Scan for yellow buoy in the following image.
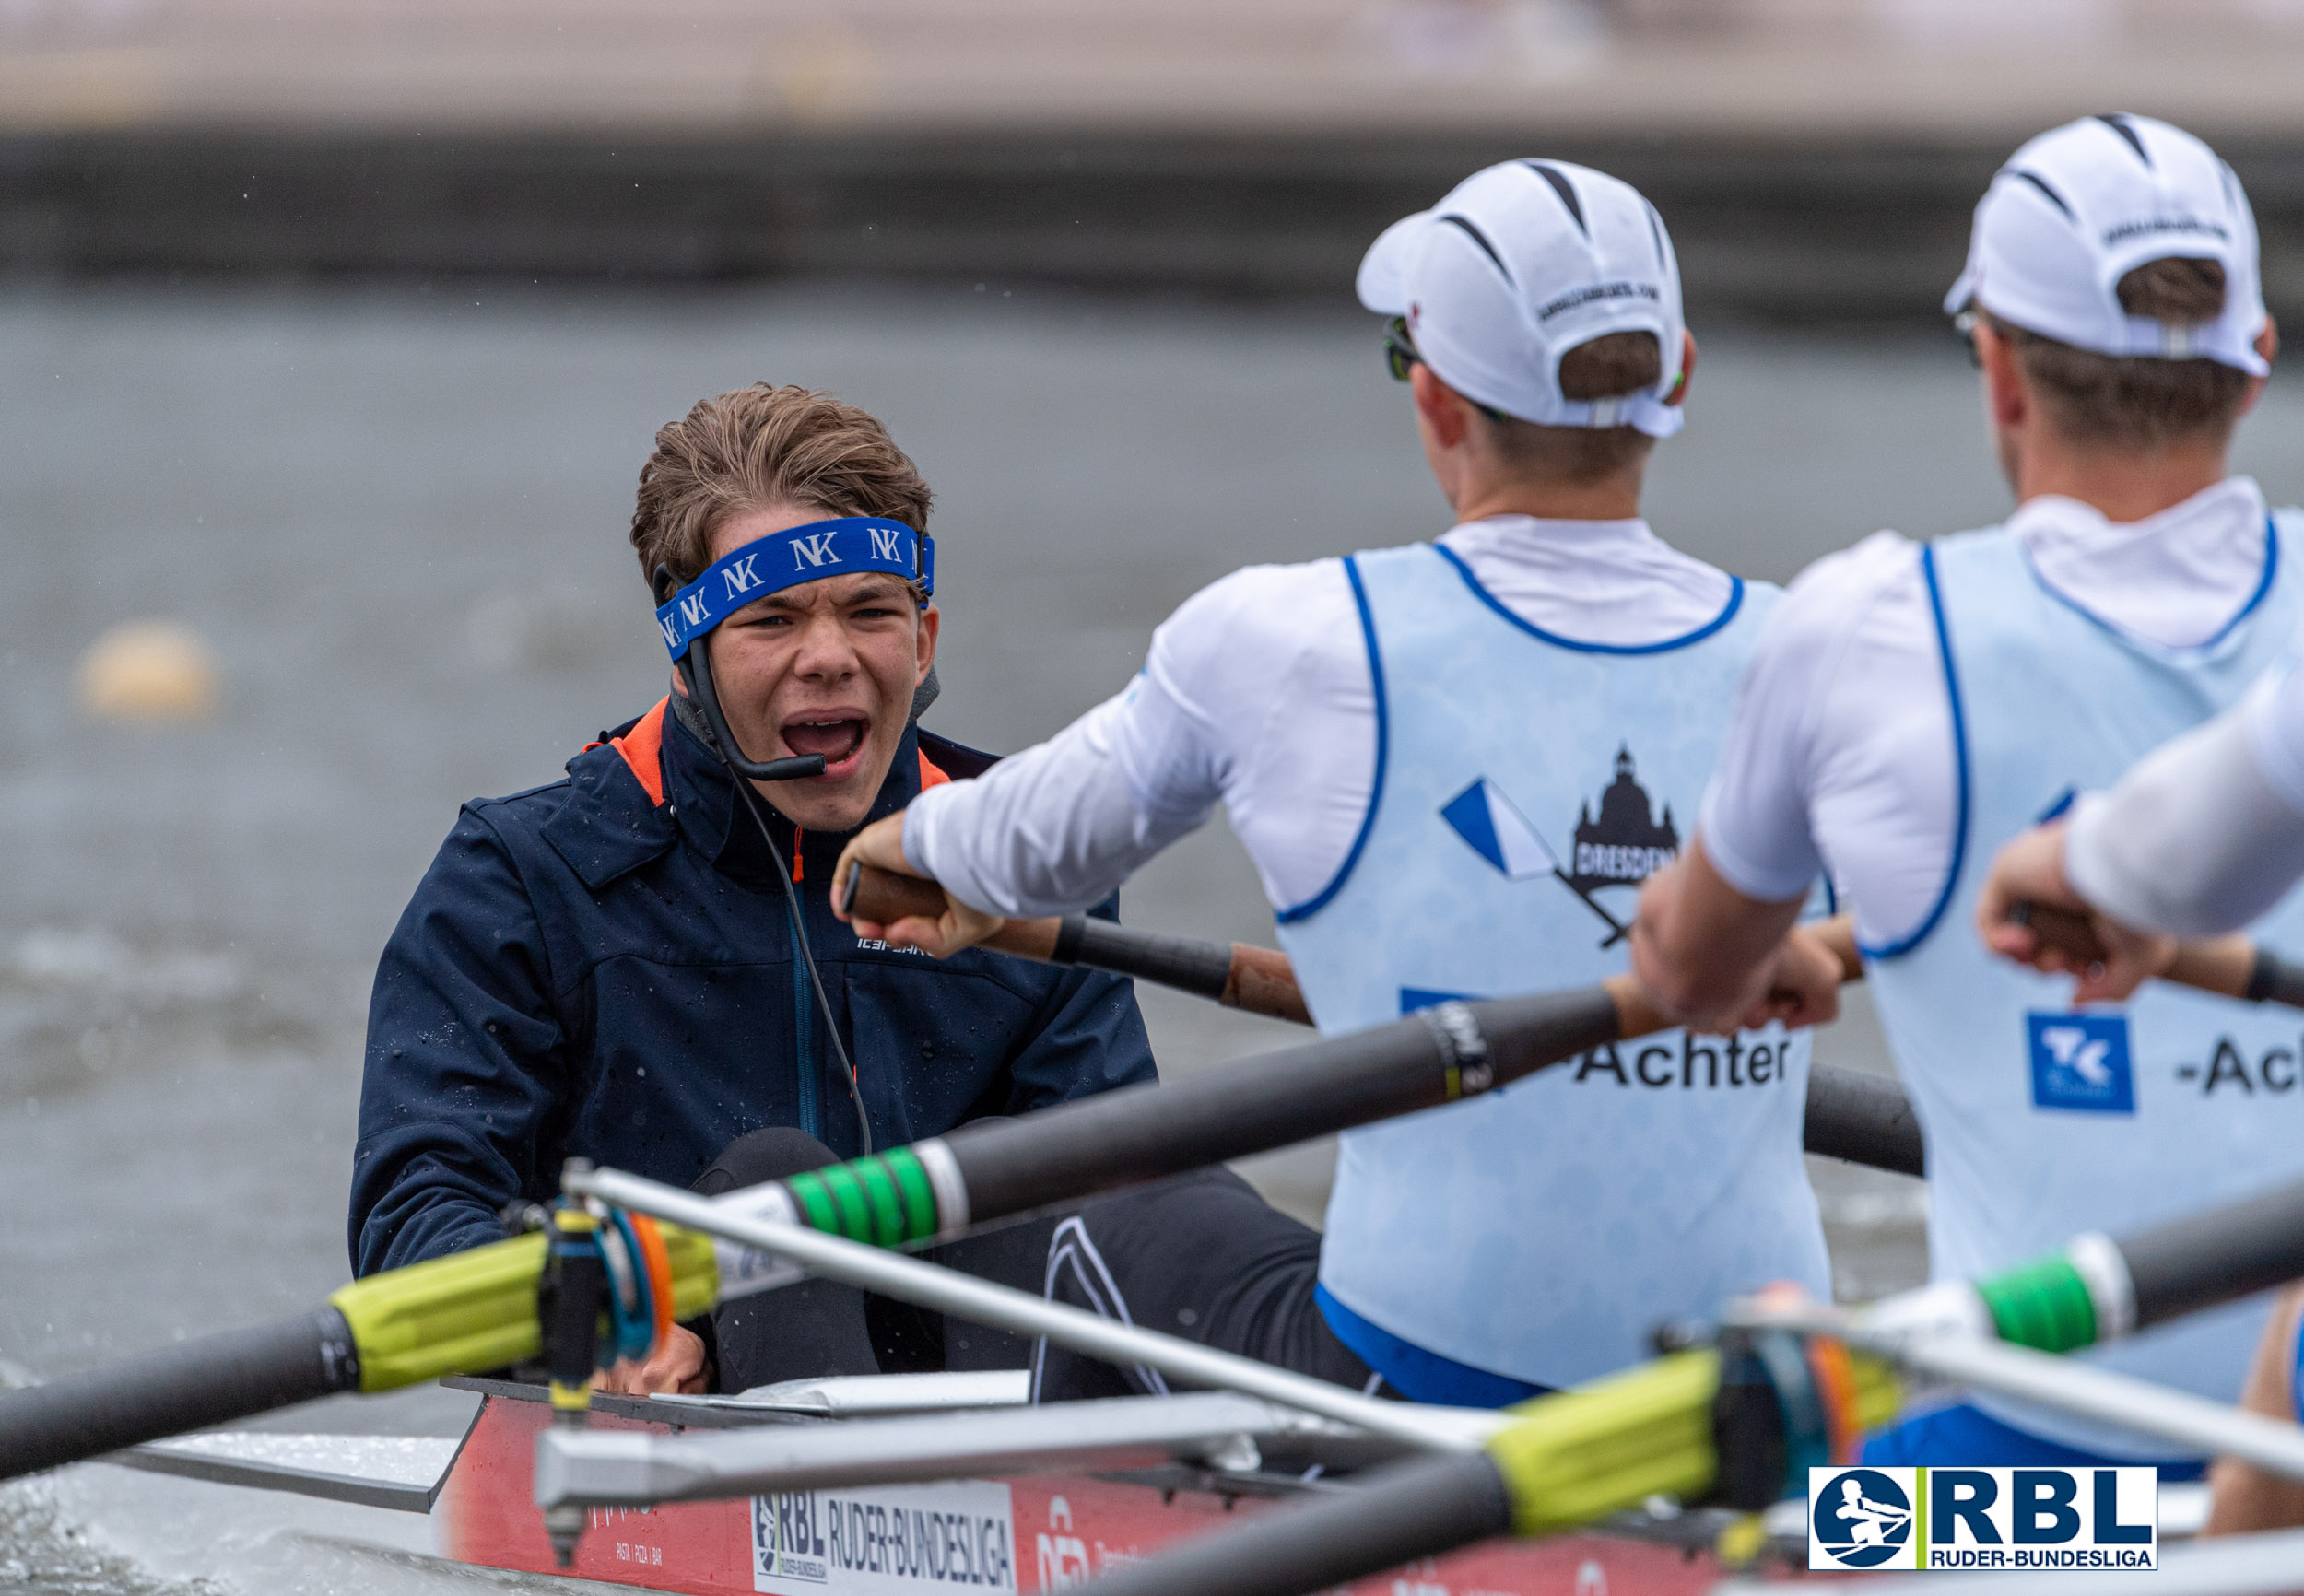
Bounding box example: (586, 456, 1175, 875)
(75, 620, 220, 722)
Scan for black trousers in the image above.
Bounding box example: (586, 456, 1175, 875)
(1030, 1167, 1377, 1402)
(696, 1125, 1057, 1392)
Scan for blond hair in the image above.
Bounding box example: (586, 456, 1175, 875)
(629, 384, 933, 590)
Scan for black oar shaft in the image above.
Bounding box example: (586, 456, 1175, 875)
(2247, 948, 2304, 1011)
(939, 990, 1622, 1223)
(0, 1308, 356, 1481)
(1056, 915, 1232, 1002)
(1081, 1451, 1511, 1596)
(1803, 1065, 1924, 1177)
(2121, 1177, 2304, 1332)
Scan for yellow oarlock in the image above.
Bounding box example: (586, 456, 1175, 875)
(1483, 1345, 1902, 1538)
(327, 1224, 719, 1393)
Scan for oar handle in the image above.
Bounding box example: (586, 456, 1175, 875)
(2119, 1176, 2304, 1332)
(839, 863, 1309, 1023)
(2010, 899, 2267, 1002)
(840, 867, 1918, 1174)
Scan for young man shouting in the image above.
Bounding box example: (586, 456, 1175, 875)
(839, 162, 1837, 1404)
(1633, 115, 2300, 1471)
(351, 384, 1156, 1393)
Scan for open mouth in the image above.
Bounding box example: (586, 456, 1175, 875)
(781, 717, 868, 774)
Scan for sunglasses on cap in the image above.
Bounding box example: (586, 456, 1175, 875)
(1952, 307, 1983, 370)
(1382, 316, 1422, 381)
(1383, 317, 1510, 423)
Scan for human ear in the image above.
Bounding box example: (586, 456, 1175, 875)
(914, 604, 940, 685)
(2239, 317, 2279, 418)
(1974, 321, 2028, 431)
(1410, 363, 1471, 450)
(1664, 329, 1698, 408)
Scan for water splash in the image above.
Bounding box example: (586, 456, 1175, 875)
(0, 1479, 225, 1596)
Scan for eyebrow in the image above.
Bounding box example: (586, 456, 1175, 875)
(746, 573, 912, 613)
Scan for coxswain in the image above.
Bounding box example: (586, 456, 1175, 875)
(1633, 115, 2300, 1473)
(351, 384, 1157, 1395)
(835, 162, 1840, 1404)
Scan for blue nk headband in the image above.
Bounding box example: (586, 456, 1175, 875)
(655, 516, 935, 661)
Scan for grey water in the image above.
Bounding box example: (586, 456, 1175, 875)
(4, 279, 2302, 1593)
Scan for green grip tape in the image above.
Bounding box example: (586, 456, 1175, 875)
(785, 1148, 943, 1247)
(1977, 1255, 2098, 1354)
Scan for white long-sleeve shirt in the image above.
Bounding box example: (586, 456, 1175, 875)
(905, 514, 1736, 917)
(1697, 476, 2279, 947)
(2063, 654, 2304, 935)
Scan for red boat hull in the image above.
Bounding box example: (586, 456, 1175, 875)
(441, 1392, 1748, 1594)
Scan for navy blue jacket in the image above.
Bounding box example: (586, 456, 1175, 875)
(350, 702, 1158, 1276)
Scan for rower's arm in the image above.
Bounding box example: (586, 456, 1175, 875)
(1631, 835, 1813, 1031)
(849, 561, 1376, 943)
(2063, 672, 2304, 937)
(903, 691, 1207, 921)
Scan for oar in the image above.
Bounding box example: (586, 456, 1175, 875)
(838, 862, 1311, 1024)
(0, 970, 1873, 1485)
(841, 863, 1922, 1177)
(1073, 1174, 2304, 1596)
(848, 863, 2304, 1022)
(0, 1225, 720, 1485)
(547, 1164, 2304, 1519)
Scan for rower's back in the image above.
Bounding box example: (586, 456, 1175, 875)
(1849, 117, 2304, 1460)
(1274, 162, 1828, 1397)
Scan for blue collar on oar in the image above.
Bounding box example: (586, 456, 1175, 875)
(654, 516, 935, 660)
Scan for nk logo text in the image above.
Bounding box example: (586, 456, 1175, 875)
(1809, 1465, 2157, 1570)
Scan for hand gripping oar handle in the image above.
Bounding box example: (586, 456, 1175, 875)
(839, 862, 1311, 1024)
(841, 863, 1920, 1178)
(841, 862, 1843, 1035)
(2011, 899, 2304, 1006)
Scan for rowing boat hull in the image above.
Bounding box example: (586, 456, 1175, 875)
(440, 1390, 1747, 1594)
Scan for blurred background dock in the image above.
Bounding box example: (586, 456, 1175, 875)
(8, 0, 2304, 320)
(4, 20, 2301, 1589)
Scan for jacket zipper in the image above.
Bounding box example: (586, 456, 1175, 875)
(788, 822, 818, 1140)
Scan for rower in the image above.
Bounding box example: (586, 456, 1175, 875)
(351, 384, 1157, 1396)
(1632, 115, 2300, 1473)
(1975, 602, 2304, 1533)
(835, 161, 1840, 1405)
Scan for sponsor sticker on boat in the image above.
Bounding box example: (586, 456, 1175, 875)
(753, 1480, 1017, 1594)
(1809, 1466, 2157, 1570)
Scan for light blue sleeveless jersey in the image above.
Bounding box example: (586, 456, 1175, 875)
(1276, 542, 1829, 1390)
(1866, 514, 2304, 1458)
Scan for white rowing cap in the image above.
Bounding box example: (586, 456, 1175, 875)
(1356, 159, 1687, 438)
(1947, 113, 2268, 375)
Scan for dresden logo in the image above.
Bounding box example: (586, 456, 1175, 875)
(1439, 745, 1677, 948)
(1810, 1468, 1915, 1569)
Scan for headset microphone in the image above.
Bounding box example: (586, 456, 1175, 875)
(652, 564, 829, 785)
(650, 561, 871, 1156)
